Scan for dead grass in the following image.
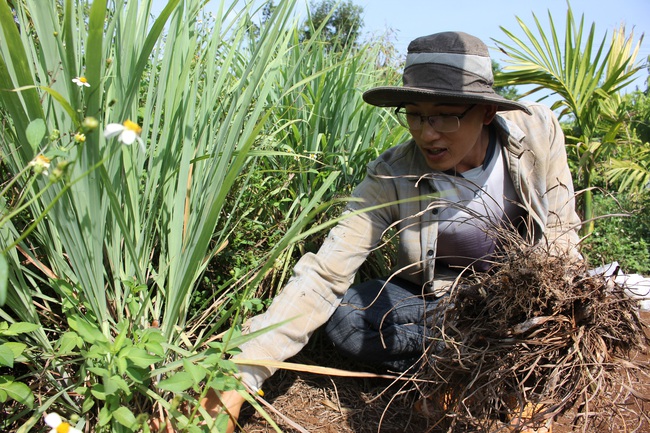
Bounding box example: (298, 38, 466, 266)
(412, 245, 649, 432)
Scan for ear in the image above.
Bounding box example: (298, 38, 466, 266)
(482, 105, 498, 124)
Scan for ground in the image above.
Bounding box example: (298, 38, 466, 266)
(236, 312, 650, 433)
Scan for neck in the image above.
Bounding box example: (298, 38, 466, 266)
(456, 126, 490, 173)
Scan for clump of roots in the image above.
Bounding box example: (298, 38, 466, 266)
(415, 244, 650, 432)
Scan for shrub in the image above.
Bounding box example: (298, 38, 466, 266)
(581, 193, 650, 274)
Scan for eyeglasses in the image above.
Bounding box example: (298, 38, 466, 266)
(394, 104, 477, 132)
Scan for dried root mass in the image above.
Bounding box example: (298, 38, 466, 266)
(417, 247, 650, 432)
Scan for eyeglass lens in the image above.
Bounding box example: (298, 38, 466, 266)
(395, 105, 475, 132)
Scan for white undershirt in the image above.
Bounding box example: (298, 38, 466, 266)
(431, 134, 525, 271)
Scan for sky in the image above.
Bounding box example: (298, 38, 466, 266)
(151, 0, 650, 92)
(333, 0, 650, 93)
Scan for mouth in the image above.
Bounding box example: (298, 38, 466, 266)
(425, 147, 447, 157)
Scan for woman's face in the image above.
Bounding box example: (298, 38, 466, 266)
(405, 102, 497, 173)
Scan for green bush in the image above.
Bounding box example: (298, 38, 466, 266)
(581, 193, 650, 274)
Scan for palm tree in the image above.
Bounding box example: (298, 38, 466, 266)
(493, 7, 644, 235)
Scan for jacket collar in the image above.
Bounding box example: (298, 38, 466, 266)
(493, 112, 526, 152)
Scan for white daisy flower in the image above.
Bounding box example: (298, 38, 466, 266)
(104, 119, 144, 149)
(28, 154, 51, 176)
(71, 76, 90, 87)
(44, 412, 82, 433)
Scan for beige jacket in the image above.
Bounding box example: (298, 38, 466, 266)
(235, 102, 581, 390)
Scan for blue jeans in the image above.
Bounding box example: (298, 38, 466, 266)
(325, 278, 443, 371)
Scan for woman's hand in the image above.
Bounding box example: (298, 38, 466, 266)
(200, 389, 246, 433)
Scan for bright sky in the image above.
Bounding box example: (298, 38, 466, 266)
(345, 0, 650, 93)
(151, 0, 650, 92)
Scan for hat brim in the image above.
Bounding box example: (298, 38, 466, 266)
(363, 86, 531, 115)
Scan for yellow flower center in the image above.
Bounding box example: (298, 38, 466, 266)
(78, 77, 88, 84)
(123, 119, 142, 134)
(56, 422, 71, 433)
(35, 154, 51, 165)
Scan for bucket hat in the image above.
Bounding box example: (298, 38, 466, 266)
(363, 31, 530, 114)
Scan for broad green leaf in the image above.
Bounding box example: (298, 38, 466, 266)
(68, 316, 107, 345)
(112, 406, 137, 429)
(122, 346, 161, 369)
(86, 344, 109, 359)
(206, 375, 237, 393)
(112, 320, 129, 354)
(25, 118, 46, 150)
(157, 372, 194, 393)
(144, 341, 164, 357)
(139, 328, 166, 344)
(6, 322, 40, 335)
(90, 383, 107, 400)
(87, 367, 111, 377)
(182, 359, 207, 385)
(0, 377, 33, 408)
(102, 376, 119, 396)
(82, 396, 95, 413)
(77, 386, 95, 414)
(115, 355, 128, 375)
(2, 342, 26, 361)
(109, 375, 131, 394)
(58, 332, 83, 355)
(124, 365, 148, 384)
(0, 345, 14, 368)
(98, 405, 112, 426)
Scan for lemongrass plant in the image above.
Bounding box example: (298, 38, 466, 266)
(0, 0, 409, 431)
(244, 28, 408, 295)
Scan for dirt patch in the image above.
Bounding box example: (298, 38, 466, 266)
(237, 312, 650, 432)
(236, 330, 433, 433)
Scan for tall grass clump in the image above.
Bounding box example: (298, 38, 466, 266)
(0, 0, 410, 431)
(234, 27, 408, 296)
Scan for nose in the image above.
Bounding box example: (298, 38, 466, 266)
(416, 119, 442, 141)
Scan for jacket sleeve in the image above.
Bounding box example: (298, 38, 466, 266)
(510, 103, 582, 256)
(539, 104, 582, 255)
(234, 164, 397, 390)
